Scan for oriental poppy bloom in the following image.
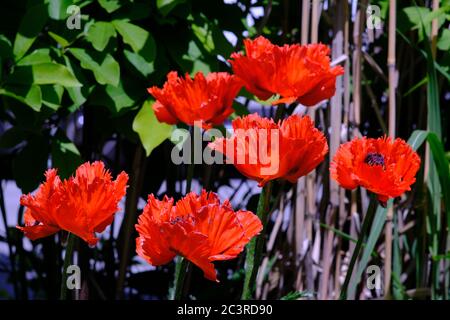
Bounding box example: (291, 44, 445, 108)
(208, 113, 328, 186)
(229, 36, 344, 106)
(135, 190, 262, 281)
(147, 71, 243, 129)
(18, 161, 129, 246)
(330, 136, 421, 207)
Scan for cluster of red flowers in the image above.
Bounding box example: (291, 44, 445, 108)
(18, 37, 421, 283)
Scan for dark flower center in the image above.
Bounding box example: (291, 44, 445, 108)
(170, 216, 184, 225)
(365, 152, 385, 167)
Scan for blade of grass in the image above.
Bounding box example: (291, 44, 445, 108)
(340, 196, 378, 300)
(407, 129, 450, 298)
(416, 5, 443, 296)
(392, 213, 405, 299)
(347, 202, 389, 299)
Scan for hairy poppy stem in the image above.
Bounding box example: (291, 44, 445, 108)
(60, 233, 76, 300)
(241, 103, 283, 300)
(171, 257, 190, 300)
(170, 126, 195, 300)
(339, 196, 377, 300)
(241, 182, 272, 300)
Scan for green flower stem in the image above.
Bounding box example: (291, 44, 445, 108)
(241, 102, 284, 299)
(171, 257, 190, 300)
(60, 232, 76, 300)
(170, 125, 195, 300)
(339, 196, 377, 300)
(241, 182, 272, 300)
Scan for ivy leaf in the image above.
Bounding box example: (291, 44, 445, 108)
(112, 20, 156, 62)
(86, 21, 116, 52)
(0, 85, 42, 111)
(6, 62, 82, 87)
(13, 3, 48, 60)
(0, 35, 13, 59)
(48, 0, 72, 20)
(51, 135, 82, 179)
(123, 49, 154, 77)
(132, 100, 173, 157)
(41, 85, 64, 110)
(17, 49, 53, 66)
(156, 0, 186, 16)
(438, 28, 450, 51)
(69, 48, 120, 86)
(98, 0, 122, 13)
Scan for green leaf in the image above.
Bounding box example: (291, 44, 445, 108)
(0, 35, 13, 59)
(280, 291, 313, 300)
(432, 252, 450, 261)
(99, 83, 136, 113)
(406, 129, 450, 288)
(112, 20, 156, 62)
(48, 0, 72, 20)
(98, 0, 122, 13)
(51, 135, 82, 179)
(48, 31, 70, 48)
(407, 130, 428, 151)
(133, 100, 173, 157)
(123, 49, 154, 77)
(86, 21, 116, 51)
(180, 40, 215, 74)
(41, 85, 64, 110)
(12, 135, 50, 193)
(6, 63, 82, 87)
(63, 55, 89, 112)
(392, 218, 405, 299)
(156, 0, 185, 16)
(17, 49, 52, 66)
(403, 77, 427, 97)
(418, 12, 444, 298)
(13, 3, 48, 60)
(347, 202, 389, 298)
(427, 133, 450, 232)
(69, 48, 120, 86)
(402, 5, 449, 40)
(437, 28, 450, 51)
(0, 85, 42, 111)
(192, 14, 234, 57)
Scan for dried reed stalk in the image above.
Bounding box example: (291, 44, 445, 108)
(385, 0, 397, 299)
(295, 0, 310, 293)
(319, 0, 346, 300)
(301, 0, 310, 44)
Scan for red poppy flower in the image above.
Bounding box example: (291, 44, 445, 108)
(229, 36, 344, 106)
(147, 71, 243, 129)
(18, 161, 129, 246)
(330, 136, 421, 206)
(135, 190, 262, 281)
(208, 113, 328, 186)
